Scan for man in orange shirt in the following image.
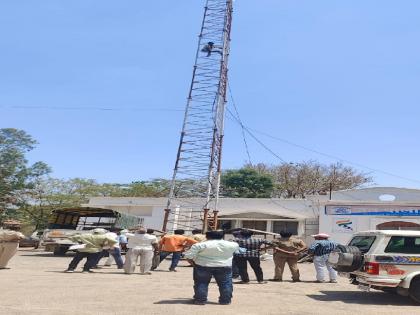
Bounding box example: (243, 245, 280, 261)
(159, 229, 197, 271)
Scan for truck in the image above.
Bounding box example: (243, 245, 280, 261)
(41, 207, 143, 255)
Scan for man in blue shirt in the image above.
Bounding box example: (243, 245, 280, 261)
(184, 230, 239, 305)
(308, 233, 338, 283)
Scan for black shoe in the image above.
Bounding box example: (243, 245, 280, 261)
(193, 300, 206, 305)
(235, 281, 250, 284)
(219, 302, 231, 305)
(292, 279, 301, 282)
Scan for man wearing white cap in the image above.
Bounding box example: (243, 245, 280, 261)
(308, 233, 338, 283)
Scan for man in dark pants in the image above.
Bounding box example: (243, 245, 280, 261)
(159, 229, 197, 271)
(184, 230, 239, 305)
(233, 230, 272, 284)
(68, 251, 101, 272)
(65, 228, 117, 273)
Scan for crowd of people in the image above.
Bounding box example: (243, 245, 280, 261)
(0, 224, 340, 305)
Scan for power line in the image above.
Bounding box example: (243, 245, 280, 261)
(226, 109, 287, 163)
(227, 83, 252, 165)
(226, 87, 420, 186)
(247, 127, 420, 185)
(0, 105, 184, 112)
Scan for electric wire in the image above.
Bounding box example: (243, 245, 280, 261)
(226, 87, 420, 186)
(227, 83, 252, 165)
(0, 105, 184, 112)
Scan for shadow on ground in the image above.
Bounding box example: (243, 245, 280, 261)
(307, 290, 416, 306)
(154, 298, 219, 305)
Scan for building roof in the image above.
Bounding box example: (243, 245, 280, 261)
(329, 187, 420, 203)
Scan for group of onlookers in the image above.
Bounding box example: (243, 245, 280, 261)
(185, 229, 338, 305)
(2, 224, 339, 306)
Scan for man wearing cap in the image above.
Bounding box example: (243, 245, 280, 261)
(65, 228, 117, 273)
(270, 231, 307, 282)
(308, 233, 338, 283)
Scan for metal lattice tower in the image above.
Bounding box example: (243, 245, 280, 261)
(163, 0, 233, 232)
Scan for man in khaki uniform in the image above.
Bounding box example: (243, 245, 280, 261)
(0, 227, 25, 269)
(270, 231, 307, 282)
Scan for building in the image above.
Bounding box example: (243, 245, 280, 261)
(84, 187, 420, 245)
(320, 187, 420, 244)
(83, 197, 319, 244)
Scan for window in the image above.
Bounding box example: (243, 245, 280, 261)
(242, 220, 267, 231)
(76, 216, 116, 230)
(272, 221, 299, 235)
(385, 236, 420, 254)
(349, 236, 376, 253)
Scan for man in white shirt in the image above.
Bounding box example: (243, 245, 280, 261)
(184, 230, 239, 305)
(124, 227, 158, 275)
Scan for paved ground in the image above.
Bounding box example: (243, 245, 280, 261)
(0, 249, 418, 315)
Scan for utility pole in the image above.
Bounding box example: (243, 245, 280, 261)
(163, 0, 233, 233)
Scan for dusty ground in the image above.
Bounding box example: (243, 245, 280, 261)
(0, 249, 418, 315)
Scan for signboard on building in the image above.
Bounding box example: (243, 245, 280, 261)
(326, 205, 420, 217)
(332, 217, 356, 233)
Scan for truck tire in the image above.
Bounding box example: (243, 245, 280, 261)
(53, 246, 68, 256)
(332, 245, 363, 273)
(409, 278, 420, 304)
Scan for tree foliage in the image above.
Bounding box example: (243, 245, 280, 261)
(221, 168, 274, 198)
(0, 128, 51, 217)
(246, 161, 372, 198)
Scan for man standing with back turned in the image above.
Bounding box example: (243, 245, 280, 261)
(308, 233, 338, 283)
(184, 230, 239, 305)
(270, 231, 307, 282)
(159, 229, 197, 271)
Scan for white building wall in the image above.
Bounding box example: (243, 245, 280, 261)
(320, 204, 420, 245)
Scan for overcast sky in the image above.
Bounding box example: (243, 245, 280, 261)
(1, 0, 420, 188)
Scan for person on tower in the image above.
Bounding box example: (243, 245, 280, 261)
(201, 41, 223, 57)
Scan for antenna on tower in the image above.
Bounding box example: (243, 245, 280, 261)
(162, 0, 233, 233)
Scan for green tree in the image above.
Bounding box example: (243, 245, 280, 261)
(221, 168, 274, 198)
(0, 128, 51, 219)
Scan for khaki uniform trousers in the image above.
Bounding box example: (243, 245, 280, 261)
(273, 254, 300, 281)
(0, 241, 19, 268)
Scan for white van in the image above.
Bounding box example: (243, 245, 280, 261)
(329, 230, 420, 304)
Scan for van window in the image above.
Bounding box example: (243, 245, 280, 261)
(348, 236, 376, 253)
(385, 236, 420, 254)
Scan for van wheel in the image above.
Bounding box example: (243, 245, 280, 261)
(409, 278, 420, 304)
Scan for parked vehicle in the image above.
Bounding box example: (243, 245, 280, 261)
(41, 207, 142, 255)
(329, 230, 420, 304)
